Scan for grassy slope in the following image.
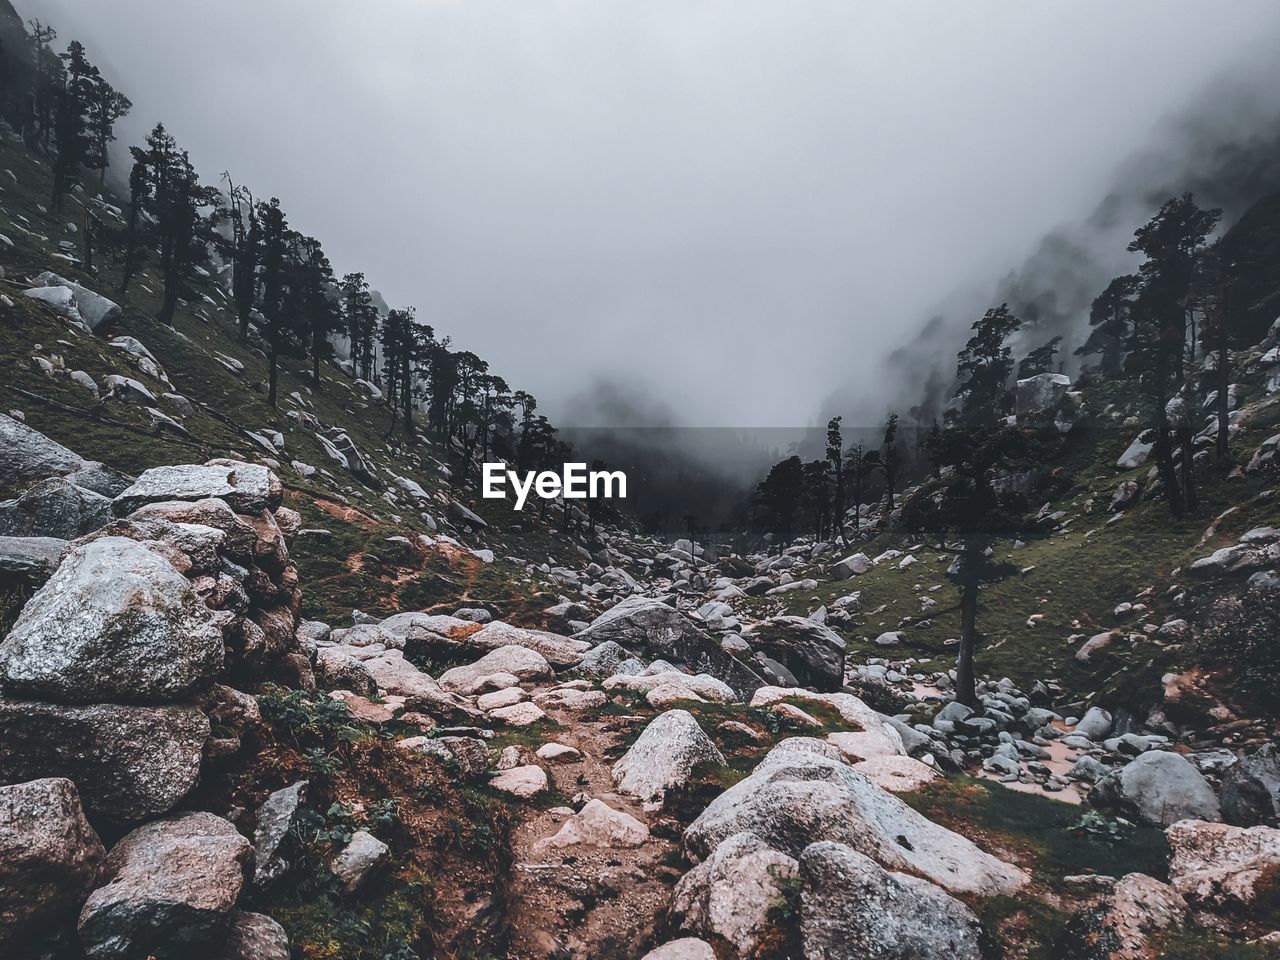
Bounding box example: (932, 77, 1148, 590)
(746, 381, 1280, 708)
(0, 142, 614, 626)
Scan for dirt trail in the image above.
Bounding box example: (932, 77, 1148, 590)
(502, 694, 683, 960)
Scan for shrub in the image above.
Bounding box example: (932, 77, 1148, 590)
(1197, 581, 1280, 712)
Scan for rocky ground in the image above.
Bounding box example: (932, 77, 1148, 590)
(4, 121, 1280, 960)
(3, 404, 1280, 959)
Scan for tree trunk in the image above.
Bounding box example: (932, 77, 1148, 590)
(1215, 288, 1231, 462)
(267, 336, 279, 407)
(158, 276, 180, 327)
(1178, 425, 1198, 512)
(955, 556, 980, 707)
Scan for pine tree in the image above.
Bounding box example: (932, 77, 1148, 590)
(1018, 335, 1063, 378)
(1125, 195, 1221, 516)
(340, 272, 379, 381)
(221, 175, 260, 343)
(1075, 275, 1137, 377)
(141, 126, 217, 326)
(880, 412, 902, 511)
(904, 305, 1040, 706)
(50, 40, 94, 210)
(257, 198, 289, 405)
(27, 19, 58, 148)
(86, 76, 129, 186)
(825, 416, 846, 544)
(118, 145, 151, 296)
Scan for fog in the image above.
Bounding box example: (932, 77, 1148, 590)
(18, 0, 1280, 431)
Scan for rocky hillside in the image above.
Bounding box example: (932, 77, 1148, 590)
(4, 85, 1280, 960)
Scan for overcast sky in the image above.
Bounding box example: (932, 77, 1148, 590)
(19, 0, 1280, 427)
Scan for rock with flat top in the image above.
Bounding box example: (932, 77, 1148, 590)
(490, 764, 548, 798)
(0, 697, 208, 823)
(113, 462, 281, 515)
(0, 537, 225, 704)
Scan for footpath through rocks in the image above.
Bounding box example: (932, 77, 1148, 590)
(501, 685, 681, 960)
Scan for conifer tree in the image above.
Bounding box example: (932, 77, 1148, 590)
(904, 305, 1039, 706)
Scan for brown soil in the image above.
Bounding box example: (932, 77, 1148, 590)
(501, 695, 686, 960)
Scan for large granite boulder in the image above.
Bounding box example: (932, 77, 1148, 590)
(113, 463, 282, 516)
(0, 697, 209, 823)
(612, 709, 725, 804)
(741, 617, 846, 692)
(1091, 751, 1221, 826)
(1166, 819, 1280, 912)
(799, 841, 983, 960)
(0, 778, 106, 949)
(575, 596, 764, 698)
(0, 477, 113, 539)
(0, 413, 87, 490)
(26, 272, 122, 331)
(1220, 744, 1280, 827)
(684, 740, 1027, 897)
(0, 537, 225, 704)
(78, 812, 251, 960)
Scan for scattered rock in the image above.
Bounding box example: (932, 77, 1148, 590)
(328, 830, 389, 893)
(537, 799, 649, 849)
(490, 764, 548, 798)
